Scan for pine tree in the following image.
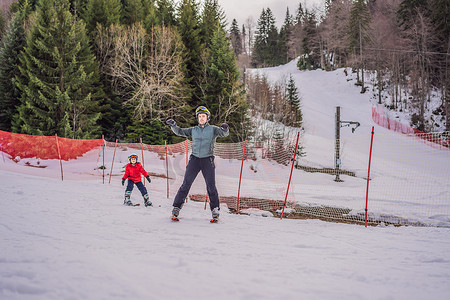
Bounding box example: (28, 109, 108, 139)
(122, 0, 145, 25)
(299, 10, 320, 70)
(279, 7, 293, 63)
(0, 13, 26, 131)
(0, 11, 6, 40)
(200, 0, 226, 45)
(14, 0, 103, 138)
(285, 74, 302, 127)
(348, 0, 371, 91)
(10, 0, 40, 14)
(252, 8, 280, 67)
(295, 2, 305, 25)
(155, 0, 177, 27)
(397, 0, 429, 31)
(177, 0, 202, 105)
(230, 19, 242, 56)
(82, 0, 121, 34)
(202, 25, 248, 141)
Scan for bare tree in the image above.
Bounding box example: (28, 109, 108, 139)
(95, 23, 187, 122)
(320, 0, 352, 68)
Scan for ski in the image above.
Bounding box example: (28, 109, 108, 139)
(210, 217, 219, 223)
(171, 216, 180, 222)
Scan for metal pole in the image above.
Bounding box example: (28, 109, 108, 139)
(365, 127, 375, 227)
(335, 106, 342, 182)
(280, 132, 300, 219)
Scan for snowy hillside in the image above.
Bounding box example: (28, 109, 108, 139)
(1, 61, 450, 299)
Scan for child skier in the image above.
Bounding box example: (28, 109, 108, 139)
(165, 106, 229, 222)
(122, 154, 152, 207)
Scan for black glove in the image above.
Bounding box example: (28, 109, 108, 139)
(146, 176, 151, 183)
(166, 119, 176, 127)
(122, 178, 125, 186)
(221, 123, 229, 130)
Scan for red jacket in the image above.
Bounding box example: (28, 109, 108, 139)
(123, 163, 149, 183)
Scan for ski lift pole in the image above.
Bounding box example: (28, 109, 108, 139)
(365, 127, 375, 227)
(280, 132, 300, 219)
(335, 106, 342, 182)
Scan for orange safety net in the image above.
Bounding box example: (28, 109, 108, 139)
(0, 130, 104, 160)
(372, 106, 450, 149)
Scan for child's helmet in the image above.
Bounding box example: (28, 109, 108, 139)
(128, 153, 139, 163)
(195, 106, 211, 121)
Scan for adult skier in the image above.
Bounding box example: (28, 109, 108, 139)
(166, 106, 229, 222)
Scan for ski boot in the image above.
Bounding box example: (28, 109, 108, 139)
(171, 207, 181, 222)
(144, 194, 152, 207)
(124, 191, 137, 206)
(210, 207, 219, 223)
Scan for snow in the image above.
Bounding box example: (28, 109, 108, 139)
(1, 60, 450, 299)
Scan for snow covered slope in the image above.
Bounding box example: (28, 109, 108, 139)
(1, 61, 450, 299)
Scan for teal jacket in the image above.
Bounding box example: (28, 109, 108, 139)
(171, 123, 229, 158)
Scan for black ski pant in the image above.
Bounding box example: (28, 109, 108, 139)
(173, 155, 219, 211)
(125, 180, 148, 198)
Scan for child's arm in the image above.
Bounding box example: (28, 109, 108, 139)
(122, 165, 129, 185)
(140, 165, 151, 183)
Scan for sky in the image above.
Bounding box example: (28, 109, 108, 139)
(218, 0, 325, 29)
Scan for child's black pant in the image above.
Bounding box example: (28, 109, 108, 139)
(125, 180, 148, 197)
(173, 155, 219, 211)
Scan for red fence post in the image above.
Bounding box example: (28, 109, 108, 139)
(102, 135, 105, 184)
(109, 139, 118, 184)
(236, 140, 247, 214)
(140, 138, 145, 186)
(185, 139, 189, 166)
(204, 193, 209, 210)
(280, 132, 300, 219)
(55, 134, 63, 181)
(365, 126, 375, 227)
(165, 141, 169, 199)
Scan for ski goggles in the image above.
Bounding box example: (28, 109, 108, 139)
(195, 106, 210, 116)
(128, 154, 138, 162)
